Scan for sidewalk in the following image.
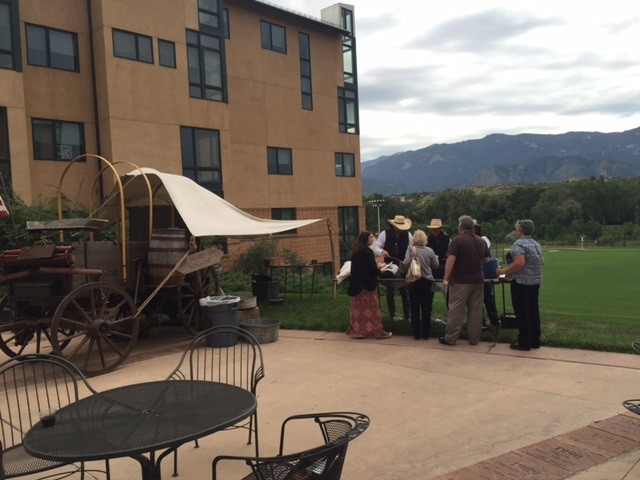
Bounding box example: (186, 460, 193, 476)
(20, 329, 640, 479)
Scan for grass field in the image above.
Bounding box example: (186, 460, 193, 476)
(239, 247, 640, 354)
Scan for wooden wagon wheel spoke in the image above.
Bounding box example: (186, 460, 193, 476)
(66, 334, 92, 360)
(71, 299, 94, 324)
(51, 282, 139, 376)
(56, 317, 89, 330)
(84, 338, 96, 371)
(109, 315, 137, 327)
(96, 338, 107, 368)
(102, 336, 125, 357)
(108, 330, 133, 341)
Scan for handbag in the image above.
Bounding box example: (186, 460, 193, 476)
(405, 247, 422, 284)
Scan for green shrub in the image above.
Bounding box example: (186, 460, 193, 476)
(233, 237, 301, 275)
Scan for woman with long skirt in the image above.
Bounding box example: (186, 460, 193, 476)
(347, 231, 392, 339)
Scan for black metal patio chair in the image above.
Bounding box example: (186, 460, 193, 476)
(633, 339, 640, 354)
(0, 353, 110, 479)
(211, 412, 370, 480)
(167, 326, 265, 476)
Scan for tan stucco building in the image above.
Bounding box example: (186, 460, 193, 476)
(0, 0, 363, 270)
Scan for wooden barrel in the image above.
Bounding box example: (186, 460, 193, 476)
(148, 228, 188, 285)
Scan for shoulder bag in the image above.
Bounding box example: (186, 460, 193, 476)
(405, 246, 422, 284)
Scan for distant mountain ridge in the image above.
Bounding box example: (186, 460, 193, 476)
(361, 127, 640, 195)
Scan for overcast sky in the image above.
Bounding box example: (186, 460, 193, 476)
(275, 0, 640, 161)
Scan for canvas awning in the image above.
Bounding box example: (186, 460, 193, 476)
(96, 168, 321, 237)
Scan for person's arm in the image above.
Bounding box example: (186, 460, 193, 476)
(402, 247, 411, 267)
(442, 255, 456, 287)
(431, 251, 439, 271)
(373, 231, 387, 257)
(497, 255, 525, 276)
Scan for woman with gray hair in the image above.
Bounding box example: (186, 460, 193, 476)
(402, 230, 439, 339)
(497, 219, 544, 351)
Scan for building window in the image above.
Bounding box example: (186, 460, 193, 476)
(112, 29, 153, 63)
(267, 147, 292, 175)
(32, 119, 85, 161)
(299, 32, 312, 110)
(341, 8, 356, 85)
(158, 39, 176, 68)
(0, 107, 10, 186)
(272, 208, 297, 235)
(338, 206, 359, 265)
(335, 153, 355, 177)
(260, 20, 286, 54)
(26, 24, 79, 72)
(338, 87, 358, 134)
(223, 8, 230, 39)
(198, 0, 220, 31)
(180, 126, 223, 196)
(187, 29, 226, 102)
(0, 0, 20, 71)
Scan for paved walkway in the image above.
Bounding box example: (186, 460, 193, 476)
(18, 329, 640, 479)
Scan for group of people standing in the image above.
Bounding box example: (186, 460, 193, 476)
(346, 214, 544, 352)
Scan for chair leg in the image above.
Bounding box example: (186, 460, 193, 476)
(106, 459, 111, 480)
(173, 449, 179, 477)
(194, 438, 199, 448)
(251, 411, 259, 458)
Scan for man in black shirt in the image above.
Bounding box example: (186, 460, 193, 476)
(427, 219, 450, 296)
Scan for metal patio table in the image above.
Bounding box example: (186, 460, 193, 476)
(23, 380, 257, 480)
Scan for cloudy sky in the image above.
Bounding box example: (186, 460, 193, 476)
(275, 0, 640, 161)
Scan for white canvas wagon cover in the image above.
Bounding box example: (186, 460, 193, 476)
(98, 168, 321, 237)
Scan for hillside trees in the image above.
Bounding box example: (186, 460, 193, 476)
(364, 177, 640, 245)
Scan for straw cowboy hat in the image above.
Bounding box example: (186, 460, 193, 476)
(427, 218, 443, 229)
(388, 215, 412, 230)
(472, 219, 482, 227)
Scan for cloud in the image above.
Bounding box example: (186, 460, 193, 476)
(408, 8, 565, 53)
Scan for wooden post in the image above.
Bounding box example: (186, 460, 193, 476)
(327, 219, 337, 299)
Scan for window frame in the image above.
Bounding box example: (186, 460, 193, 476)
(31, 118, 85, 162)
(186, 29, 227, 102)
(25, 23, 79, 72)
(260, 20, 287, 54)
(158, 39, 176, 68)
(338, 206, 359, 265)
(271, 208, 297, 235)
(0, 107, 11, 186)
(0, 0, 21, 71)
(180, 126, 223, 197)
(222, 8, 230, 39)
(298, 32, 312, 110)
(338, 87, 359, 134)
(112, 28, 153, 64)
(198, 0, 220, 33)
(335, 152, 355, 177)
(267, 147, 293, 176)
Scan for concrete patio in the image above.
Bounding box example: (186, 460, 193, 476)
(17, 329, 640, 479)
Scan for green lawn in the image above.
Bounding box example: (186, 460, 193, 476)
(234, 247, 640, 354)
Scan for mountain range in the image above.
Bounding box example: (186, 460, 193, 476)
(361, 127, 640, 195)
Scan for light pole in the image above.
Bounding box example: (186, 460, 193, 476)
(369, 199, 384, 234)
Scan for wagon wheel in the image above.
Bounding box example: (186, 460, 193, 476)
(178, 267, 217, 336)
(0, 294, 74, 358)
(50, 282, 139, 376)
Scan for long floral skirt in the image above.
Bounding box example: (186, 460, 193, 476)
(347, 289, 384, 339)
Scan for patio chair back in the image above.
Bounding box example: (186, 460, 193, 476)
(212, 412, 370, 480)
(167, 326, 265, 394)
(168, 326, 265, 475)
(0, 353, 99, 478)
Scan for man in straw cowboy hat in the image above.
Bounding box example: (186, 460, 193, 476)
(427, 218, 450, 294)
(373, 215, 412, 321)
